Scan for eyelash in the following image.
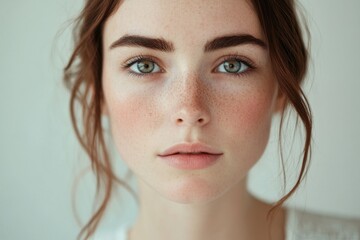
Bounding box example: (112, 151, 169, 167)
(121, 54, 256, 78)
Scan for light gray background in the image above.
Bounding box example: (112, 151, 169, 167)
(1, 0, 359, 239)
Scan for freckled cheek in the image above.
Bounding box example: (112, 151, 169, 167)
(218, 92, 275, 175)
(223, 92, 274, 139)
(106, 93, 157, 155)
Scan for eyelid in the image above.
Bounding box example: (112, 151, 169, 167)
(121, 54, 164, 73)
(213, 54, 256, 72)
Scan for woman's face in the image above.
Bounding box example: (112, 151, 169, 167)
(102, 0, 281, 203)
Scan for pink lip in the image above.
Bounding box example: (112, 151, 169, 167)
(158, 143, 223, 170)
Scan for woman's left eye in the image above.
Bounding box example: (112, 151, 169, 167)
(216, 59, 250, 74)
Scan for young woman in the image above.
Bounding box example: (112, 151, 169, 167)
(64, 0, 360, 239)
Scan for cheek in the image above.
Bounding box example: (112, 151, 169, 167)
(220, 87, 276, 164)
(112, 97, 143, 134)
(105, 90, 157, 160)
(241, 94, 273, 132)
(223, 89, 274, 133)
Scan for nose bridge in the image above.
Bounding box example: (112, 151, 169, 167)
(177, 73, 202, 103)
(170, 73, 210, 127)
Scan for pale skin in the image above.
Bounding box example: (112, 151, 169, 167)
(102, 0, 286, 240)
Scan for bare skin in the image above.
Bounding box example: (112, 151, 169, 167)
(102, 0, 287, 239)
(128, 179, 286, 240)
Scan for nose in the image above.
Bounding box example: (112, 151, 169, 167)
(174, 108, 209, 126)
(170, 74, 211, 127)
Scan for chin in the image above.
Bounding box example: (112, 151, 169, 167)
(157, 176, 230, 205)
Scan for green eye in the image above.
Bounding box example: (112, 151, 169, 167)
(217, 59, 249, 74)
(129, 59, 161, 74)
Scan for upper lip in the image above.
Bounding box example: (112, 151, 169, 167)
(158, 143, 223, 156)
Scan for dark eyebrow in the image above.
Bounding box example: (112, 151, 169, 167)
(109, 34, 175, 52)
(109, 34, 267, 52)
(204, 34, 267, 52)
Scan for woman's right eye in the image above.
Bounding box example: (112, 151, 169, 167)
(127, 58, 162, 75)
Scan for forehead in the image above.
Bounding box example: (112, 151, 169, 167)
(103, 0, 263, 47)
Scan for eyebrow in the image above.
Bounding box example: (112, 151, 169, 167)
(109, 34, 267, 52)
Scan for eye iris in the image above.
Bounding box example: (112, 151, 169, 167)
(137, 60, 154, 73)
(224, 60, 241, 73)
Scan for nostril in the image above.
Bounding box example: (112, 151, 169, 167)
(175, 117, 207, 125)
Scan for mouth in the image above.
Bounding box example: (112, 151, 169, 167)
(158, 143, 223, 170)
(158, 143, 223, 157)
(166, 152, 217, 155)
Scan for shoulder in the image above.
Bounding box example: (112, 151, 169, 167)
(285, 207, 360, 240)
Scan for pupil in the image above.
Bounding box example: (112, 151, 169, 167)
(225, 61, 240, 73)
(138, 61, 154, 73)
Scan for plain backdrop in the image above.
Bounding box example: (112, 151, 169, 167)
(1, 0, 359, 239)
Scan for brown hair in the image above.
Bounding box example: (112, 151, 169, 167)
(63, 0, 312, 239)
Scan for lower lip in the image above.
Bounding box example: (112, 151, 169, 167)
(159, 153, 222, 170)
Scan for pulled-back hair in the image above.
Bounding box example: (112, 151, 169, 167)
(64, 0, 312, 239)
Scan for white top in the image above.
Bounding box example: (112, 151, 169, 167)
(286, 208, 360, 239)
(95, 208, 360, 240)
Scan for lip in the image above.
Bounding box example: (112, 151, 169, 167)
(159, 143, 223, 156)
(158, 143, 223, 170)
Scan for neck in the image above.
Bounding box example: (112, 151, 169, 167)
(129, 178, 281, 240)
